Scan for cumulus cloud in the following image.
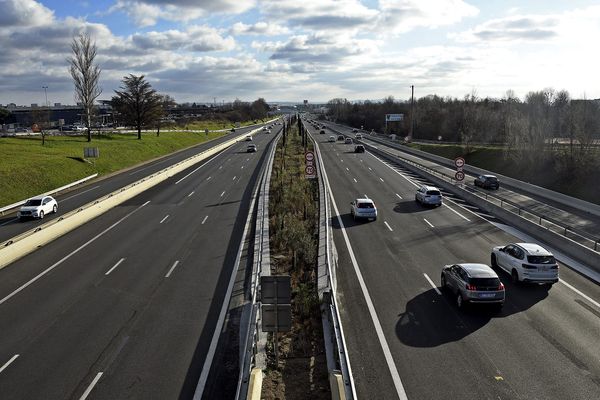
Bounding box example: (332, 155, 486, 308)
(378, 0, 479, 34)
(0, 0, 54, 28)
(452, 15, 559, 42)
(230, 22, 289, 36)
(131, 26, 236, 52)
(110, 0, 256, 27)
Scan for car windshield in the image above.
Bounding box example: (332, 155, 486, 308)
(426, 190, 441, 196)
(24, 199, 42, 206)
(357, 202, 374, 209)
(527, 255, 555, 264)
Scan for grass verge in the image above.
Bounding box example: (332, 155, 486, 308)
(0, 130, 226, 206)
(261, 122, 330, 400)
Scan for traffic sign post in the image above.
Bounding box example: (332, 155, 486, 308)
(454, 157, 466, 184)
(305, 151, 316, 179)
(454, 157, 465, 169)
(455, 171, 465, 181)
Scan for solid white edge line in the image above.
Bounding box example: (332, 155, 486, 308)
(384, 221, 394, 232)
(560, 279, 600, 309)
(165, 260, 180, 278)
(105, 258, 126, 276)
(79, 372, 103, 400)
(325, 172, 408, 399)
(196, 174, 260, 400)
(159, 215, 169, 224)
(0, 354, 19, 374)
(0, 201, 150, 306)
(175, 151, 224, 185)
(423, 218, 434, 228)
(201, 215, 208, 225)
(423, 273, 442, 295)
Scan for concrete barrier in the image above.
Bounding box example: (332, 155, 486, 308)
(0, 128, 260, 270)
(246, 368, 263, 400)
(368, 145, 600, 273)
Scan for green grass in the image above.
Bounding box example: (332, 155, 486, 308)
(175, 118, 266, 131)
(0, 130, 226, 206)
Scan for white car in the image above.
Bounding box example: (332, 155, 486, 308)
(491, 243, 559, 284)
(415, 185, 442, 206)
(350, 197, 377, 221)
(355, 133, 363, 140)
(18, 195, 58, 220)
(328, 135, 336, 142)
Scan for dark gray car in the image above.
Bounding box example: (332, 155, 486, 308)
(441, 263, 505, 310)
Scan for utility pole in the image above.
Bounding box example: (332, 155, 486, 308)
(409, 85, 414, 140)
(42, 86, 49, 107)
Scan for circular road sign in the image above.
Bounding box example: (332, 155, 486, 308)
(306, 166, 315, 175)
(305, 152, 314, 162)
(454, 157, 465, 169)
(455, 171, 465, 181)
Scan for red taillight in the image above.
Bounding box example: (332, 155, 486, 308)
(498, 282, 505, 290)
(466, 284, 477, 291)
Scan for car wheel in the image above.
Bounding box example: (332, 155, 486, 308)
(491, 254, 498, 268)
(511, 269, 519, 283)
(52, 205, 57, 213)
(39, 210, 44, 219)
(415, 195, 419, 203)
(456, 293, 464, 309)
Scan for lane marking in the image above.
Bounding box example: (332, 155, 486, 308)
(443, 203, 470, 222)
(128, 157, 172, 175)
(346, 167, 349, 172)
(340, 159, 344, 162)
(165, 260, 180, 278)
(241, 166, 244, 169)
(220, 191, 226, 197)
(384, 221, 394, 232)
(219, 166, 222, 170)
(396, 193, 403, 200)
(233, 176, 237, 181)
(207, 176, 212, 181)
(201, 216, 208, 225)
(424, 273, 442, 295)
(560, 279, 600, 309)
(61, 185, 101, 202)
(320, 157, 407, 400)
(368, 167, 372, 171)
(175, 151, 224, 184)
(353, 178, 357, 183)
(188, 191, 195, 197)
(246, 158, 250, 161)
(379, 177, 385, 182)
(423, 218, 434, 228)
(105, 258, 125, 276)
(0, 354, 19, 374)
(80, 372, 103, 400)
(0, 201, 150, 306)
(160, 215, 169, 224)
(0, 218, 18, 227)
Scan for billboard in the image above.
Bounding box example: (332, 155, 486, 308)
(386, 114, 404, 122)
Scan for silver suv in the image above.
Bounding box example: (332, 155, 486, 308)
(491, 243, 559, 284)
(350, 197, 377, 221)
(415, 185, 442, 206)
(441, 263, 505, 310)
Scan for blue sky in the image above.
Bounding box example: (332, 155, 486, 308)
(1, 0, 599, 105)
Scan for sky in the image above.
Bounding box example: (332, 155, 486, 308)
(1, 0, 599, 106)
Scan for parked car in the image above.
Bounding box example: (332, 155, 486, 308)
(328, 135, 336, 142)
(491, 243, 559, 284)
(474, 174, 500, 189)
(18, 195, 58, 220)
(344, 137, 353, 144)
(350, 197, 377, 221)
(415, 185, 443, 206)
(441, 263, 505, 310)
(247, 144, 257, 153)
(354, 144, 365, 153)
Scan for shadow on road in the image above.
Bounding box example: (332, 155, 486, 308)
(395, 281, 551, 347)
(393, 200, 439, 214)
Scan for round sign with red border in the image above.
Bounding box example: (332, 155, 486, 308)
(454, 157, 465, 168)
(305, 152, 314, 162)
(455, 171, 465, 181)
(306, 166, 315, 175)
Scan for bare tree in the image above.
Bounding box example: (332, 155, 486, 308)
(67, 32, 102, 142)
(111, 74, 162, 139)
(154, 94, 176, 137)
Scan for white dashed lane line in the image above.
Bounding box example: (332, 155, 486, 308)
(0, 354, 19, 375)
(80, 372, 103, 400)
(202, 216, 208, 225)
(379, 177, 384, 182)
(220, 191, 226, 197)
(105, 258, 126, 276)
(353, 178, 357, 183)
(424, 273, 442, 295)
(160, 215, 169, 224)
(384, 221, 394, 232)
(396, 193, 403, 200)
(165, 260, 180, 278)
(423, 218, 434, 228)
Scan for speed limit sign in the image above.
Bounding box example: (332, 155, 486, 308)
(455, 171, 465, 181)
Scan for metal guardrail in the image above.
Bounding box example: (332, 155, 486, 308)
(308, 126, 355, 400)
(236, 130, 282, 400)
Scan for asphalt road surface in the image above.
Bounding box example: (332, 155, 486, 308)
(0, 127, 279, 399)
(309, 125, 600, 400)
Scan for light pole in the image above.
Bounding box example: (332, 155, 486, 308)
(409, 85, 415, 139)
(42, 86, 49, 107)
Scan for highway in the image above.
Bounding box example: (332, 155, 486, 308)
(0, 125, 265, 243)
(309, 125, 600, 400)
(0, 126, 279, 399)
